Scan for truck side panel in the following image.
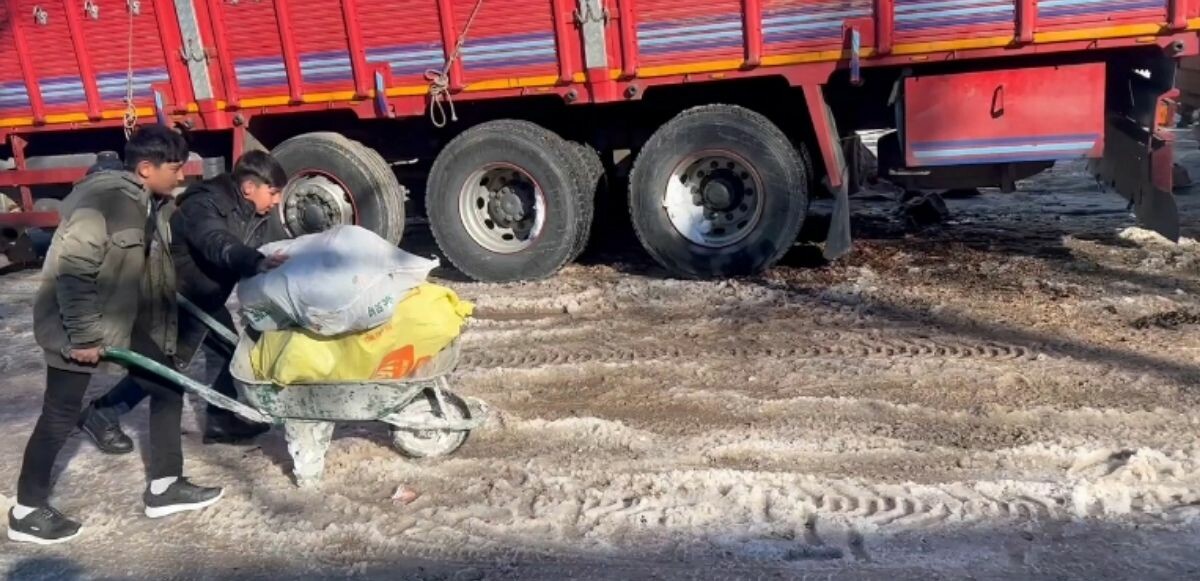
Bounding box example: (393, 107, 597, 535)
(892, 0, 1015, 45)
(901, 63, 1106, 167)
(80, 0, 180, 111)
(1037, 0, 1165, 34)
(0, 2, 33, 119)
(15, 0, 87, 117)
(449, 0, 562, 85)
(763, 0, 872, 55)
(290, 0, 358, 96)
(358, 0, 446, 87)
(221, 0, 291, 100)
(633, 0, 747, 69)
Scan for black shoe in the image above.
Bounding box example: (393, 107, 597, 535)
(143, 477, 224, 519)
(7, 506, 82, 545)
(203, 411, 269, 445)
(78, 404, 134, 455)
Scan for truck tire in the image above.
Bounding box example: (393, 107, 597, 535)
(272, 132, 406, 244)
(799, 142, 818, 194)
(567, 141, 603, 261)
(628, 105, 809, 278)
(427, 120, 584, 282)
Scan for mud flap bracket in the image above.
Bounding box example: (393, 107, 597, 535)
(803, 85, 853, 260)
(1091, 114, 1180, 241)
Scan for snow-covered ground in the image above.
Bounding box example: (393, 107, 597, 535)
(5, 139, 1200, 579)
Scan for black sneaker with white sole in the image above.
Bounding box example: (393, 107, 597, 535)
(143, 478, 224, 519)
(7, 506, 82, 545)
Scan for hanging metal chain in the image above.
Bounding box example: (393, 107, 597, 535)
(424, 0, 484, 128)
(122, 0, 138, 139)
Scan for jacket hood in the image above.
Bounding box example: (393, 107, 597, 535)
(77, 170, 149, 204)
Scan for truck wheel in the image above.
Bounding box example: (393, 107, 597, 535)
(567, 142, 603, 261)
(629, 105, 808, 278)
(272, 132, 406, 244)
(427, 120, 584, 282)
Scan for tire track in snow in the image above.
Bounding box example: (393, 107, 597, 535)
(459, 334, 1044, 370)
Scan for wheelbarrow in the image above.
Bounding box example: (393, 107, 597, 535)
(101, 296, 489, 488)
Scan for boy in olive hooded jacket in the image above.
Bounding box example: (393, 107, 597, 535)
(9, 125, 224, 545)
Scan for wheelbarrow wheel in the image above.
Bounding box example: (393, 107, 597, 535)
(390, 390, 470, 458)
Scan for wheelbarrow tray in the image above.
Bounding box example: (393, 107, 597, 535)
(103, 304, 488, 487)
(228, 333, 486, 430)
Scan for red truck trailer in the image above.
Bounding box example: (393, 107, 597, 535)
(0, 0, 1194, 281)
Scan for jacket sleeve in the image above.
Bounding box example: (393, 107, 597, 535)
(176, 197, 264, 279)
(55, 206, 108, 348)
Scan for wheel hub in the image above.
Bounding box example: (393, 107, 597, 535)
(283, 175, 354, 236)
(665, 153, 763, 248)
(487, 188, 528, 226)
(700, 172, 744, 212)
(459, 165, 545, 254)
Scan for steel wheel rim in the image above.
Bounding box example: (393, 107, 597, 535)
(392, 395, 466, 457)
(458, 164, 546, 254)
(663, 151, 765, 248)
(281, 172, 357, 237)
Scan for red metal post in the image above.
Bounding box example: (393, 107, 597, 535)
(801, 85, 843, 190)
(0, 158, 205, 188)
(875, 0, 894, 55)
(9, 134, 32, 211)
(232, 125, 246, 160)
(205, 0, 240, 107)
(62, 3, 102, 120)
(0, 212, 60, 228)
(743, 0, 762, 68)
(341, 0, 371, 98)
(435, 0, 466, 92)
(6, 0, 46, 124)
(1169, 0, 1188, 30)
(618, 0, 638, 78)
(1016, 0, 1036, 44)
(549, 0, 576, 83)
(150, 0, 192, 110)
(274, 0, 305, 103)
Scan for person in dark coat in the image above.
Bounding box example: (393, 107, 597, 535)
(77, 150, 289, 454)
(9, 126, 223, 545)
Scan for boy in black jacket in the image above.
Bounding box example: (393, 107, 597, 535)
(78, 151, 289, 453)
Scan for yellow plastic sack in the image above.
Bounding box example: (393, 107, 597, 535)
(250, 284, 473, 385)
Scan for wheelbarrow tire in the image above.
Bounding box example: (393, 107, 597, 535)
(390, 390, 471, 459)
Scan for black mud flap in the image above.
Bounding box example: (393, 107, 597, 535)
(1091, 115, 1180, 242)
(824, 173, 852, 261)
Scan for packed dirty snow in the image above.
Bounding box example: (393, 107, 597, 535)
(5, 138, 1200, 579)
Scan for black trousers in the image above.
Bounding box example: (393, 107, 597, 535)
(17, 334, 184, 507)
(93, 307, 238, 421)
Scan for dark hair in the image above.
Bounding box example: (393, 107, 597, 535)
(85, 151, 123, 175)
(232, 150, 288, 189)
(124, 124, 189, 171)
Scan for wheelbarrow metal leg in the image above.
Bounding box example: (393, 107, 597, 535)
(284, 420, 335, 488)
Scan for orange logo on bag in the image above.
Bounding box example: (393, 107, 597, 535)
(373, 346, 432, 379)
(374, 345, 415, 379)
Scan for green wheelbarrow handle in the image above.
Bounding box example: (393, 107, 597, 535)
(102, 347, 274, 426)
(177, 294, 240, 349)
